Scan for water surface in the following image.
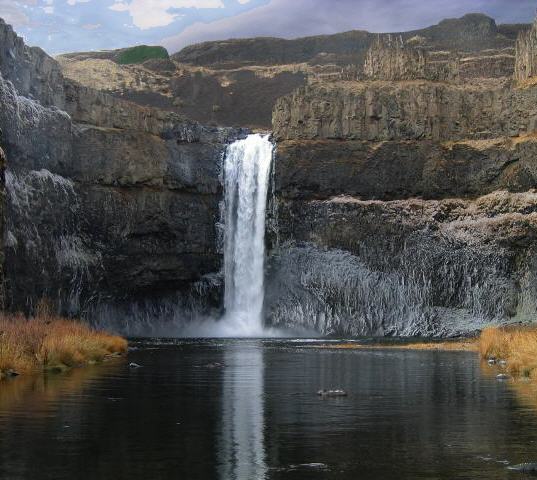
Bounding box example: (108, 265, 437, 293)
(1, 339, 537, 480)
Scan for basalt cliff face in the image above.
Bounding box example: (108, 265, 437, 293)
(265, 17, 537, 336)
(57, 14, 528, 130)
(3, 13, 537, 337)
(0, 18, 243, 331)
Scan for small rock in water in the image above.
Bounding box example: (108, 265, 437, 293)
(496, 373, 511, 381)
(6, 369, 20, 377)
(317, 389, 348, 397)
(487, 358, 496, 365)
(498, 359, 508, 367)
(129, 362, 142, 369)
(508, 462, 537, 473)
(205, 362, 225, 369)
(289, 463, 328, 471)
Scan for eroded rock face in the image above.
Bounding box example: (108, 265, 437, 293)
(57, 13, 523, 130)
(363, 36, 458, 82)
(267, 193, 537, 336)
(267, 13, 537, 336)
(275, 137, 537, 201)
(0, 18, 65, 108)
(272, 80, 537, 142)
(515, 18, 537, 83)
(0, 19, 241, 325)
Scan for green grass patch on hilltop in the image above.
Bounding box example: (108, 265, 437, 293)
(116, 45, 169, 65)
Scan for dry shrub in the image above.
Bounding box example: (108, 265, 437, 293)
(0, 312, 127, 377)
(479, 326, 537, 378)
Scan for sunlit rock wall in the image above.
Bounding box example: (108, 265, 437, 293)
(515, 18, 537, 83)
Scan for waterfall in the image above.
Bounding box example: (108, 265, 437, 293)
(222, 134, 273, 337)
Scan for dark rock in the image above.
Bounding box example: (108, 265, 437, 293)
(129, 362, 142, 369)
(0, 19, 237, 324)
(317, 389, 348, 397)
(205, 362, 225, 369)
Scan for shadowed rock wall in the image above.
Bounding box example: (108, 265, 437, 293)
(0, 18, 241, 327)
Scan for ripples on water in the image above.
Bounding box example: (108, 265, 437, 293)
(1, 339, 537, 480)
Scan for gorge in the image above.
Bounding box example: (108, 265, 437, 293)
(2, 12, 537, 337)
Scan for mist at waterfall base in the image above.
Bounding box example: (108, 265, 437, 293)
(181, 134, 289, 338)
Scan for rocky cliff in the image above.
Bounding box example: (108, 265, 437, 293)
(265, 14, 537, 337)
(515, 17, 537, 84)
(0, 18, 242, 332)
(57, 14, 526, 130)
(3, 11, 537, 338)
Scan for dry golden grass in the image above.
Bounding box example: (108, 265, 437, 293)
(0, 312, 127, 379)
(316, 340, 477, 352)
(479, 326, 537, 378)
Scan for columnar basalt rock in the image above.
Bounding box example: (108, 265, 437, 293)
(515, 18, 537, 83)
(267, 13, 537, 337)
(363, 35, 459, 82)
(272, 80, 537, 142)
(364, 35, 428, 81)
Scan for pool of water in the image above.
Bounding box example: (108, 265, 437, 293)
(1, 339, 537, 480)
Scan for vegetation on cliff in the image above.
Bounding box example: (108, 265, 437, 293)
(479, 326, 537, 378)
(0, 312, 127, 379)
(116, 45, 169, 65)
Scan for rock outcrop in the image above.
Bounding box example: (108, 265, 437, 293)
(0, 18, 65, 108)
(3, 10, 537, 338)
(273, 79, 537, 142)
(57, 14, 524, 130)
(363, 36, 458, 82)
(515, 17, 537, 84)
(0, 18, 241, 330)
(265, 12, 537, 337)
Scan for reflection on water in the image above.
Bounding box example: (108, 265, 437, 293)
(219, 344, 267, 479)
(2, 340, 537, 479)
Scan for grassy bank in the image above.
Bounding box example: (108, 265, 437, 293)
(315, 340, 477, 352)
(0, 314, 127, 379)
(479, 326, 537, 378)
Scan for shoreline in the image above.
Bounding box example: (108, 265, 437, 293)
(0, 313, 128, 380)
(312, 339, 478, 352)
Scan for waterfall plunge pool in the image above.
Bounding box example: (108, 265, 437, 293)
(1, 338, 537, 480)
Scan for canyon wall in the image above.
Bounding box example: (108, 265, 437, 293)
(58, 14, 527, 130)
(2, 13, 537, 337)
(0, 18, 240, 332)
(266, 18, 537, 337)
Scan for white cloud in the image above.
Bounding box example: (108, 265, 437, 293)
(82, 22, 101, 29)
(0, 0, 30, 26)
(109, 0, 224, 30)
(67, 0, 91, 5)
(237, 0, 251, 3)
(43, 5, 54, 13)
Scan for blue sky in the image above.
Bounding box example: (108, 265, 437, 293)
(2, 0, 536, 55)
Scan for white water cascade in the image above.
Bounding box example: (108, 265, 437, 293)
(222, 134, 274, 337)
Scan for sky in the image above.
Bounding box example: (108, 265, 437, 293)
(2, 0, 537, 55)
